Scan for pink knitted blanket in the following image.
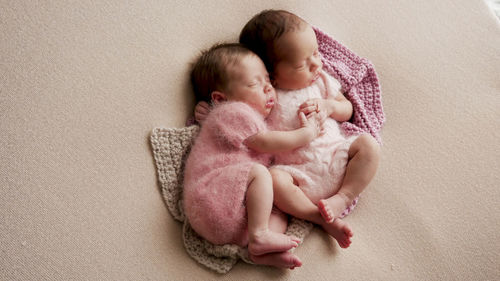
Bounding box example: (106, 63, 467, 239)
(314, 27, 385, 143)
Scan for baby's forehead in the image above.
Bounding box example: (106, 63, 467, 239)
(275, 27, 318, 60)
(226, 53, 258, 68)
(226, 53, 265, 76)
(220, 53, 252, 71)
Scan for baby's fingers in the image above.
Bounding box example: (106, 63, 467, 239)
(301, 100, 318, 112)
(197, 101, 210, 112)
(318, 111, 327, 124)
(298, 111, 307, 124)
(299, 106, 317, 116)
(194, 101, 211, 123)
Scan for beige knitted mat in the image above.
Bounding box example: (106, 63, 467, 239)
(150, 126, 313, 273)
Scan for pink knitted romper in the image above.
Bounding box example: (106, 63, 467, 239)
(183, 102, 272, 246)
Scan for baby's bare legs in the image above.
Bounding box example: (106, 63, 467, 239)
(270, 168, 353, 248)
(249, 208, 302, 269)
(246, 164, 301, 268)
(268, 206, 288, 234)
(318, 134, 380, 223)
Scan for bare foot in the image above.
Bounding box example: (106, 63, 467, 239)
(321, 218, 354, 248)
(318, 199, 335, 223)
(250, 251, 302, 269)
(248, 229, 300, 256)
(318, 193, 351, 223)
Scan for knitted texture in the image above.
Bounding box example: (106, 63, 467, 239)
(151, 126, 200, 221)
(150, 28, 384, 273)
(150, 126, 313, 274)
(314, 27, 385, 143)
(183, 102, 273, 247)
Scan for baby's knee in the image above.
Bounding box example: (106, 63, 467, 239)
(250, 163, 271, 180)
(357, 134, 381, 161)
(269, 168, 292, 187)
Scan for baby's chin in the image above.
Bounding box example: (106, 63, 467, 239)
(280, 82, 311, 90)
(294, 78, 316, 89)
(263, 109, 272, 118)
(261, 107, 274, 119)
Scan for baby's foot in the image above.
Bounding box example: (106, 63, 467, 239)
(318, 199, 335, 223)
(321, 218, 354, 248)
(318, 194, 351, 223)
(250, 251, 303, 269)
(248, 229, 300, 256)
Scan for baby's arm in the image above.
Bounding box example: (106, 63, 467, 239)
(299, 94, 353, 122)
(245, 112, 325, 153)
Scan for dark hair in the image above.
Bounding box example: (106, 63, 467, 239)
(239, 9, 305, 77)
(190, 43, 254, 103)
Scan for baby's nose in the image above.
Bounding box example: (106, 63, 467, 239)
(311, 62, 319, 71)
(311, 57, 322, 71)
(264, 83, 273, 93)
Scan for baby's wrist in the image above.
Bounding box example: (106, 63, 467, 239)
(303, 126, 317, 141)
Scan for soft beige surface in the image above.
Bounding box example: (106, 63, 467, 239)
(1, 0, 499, 280)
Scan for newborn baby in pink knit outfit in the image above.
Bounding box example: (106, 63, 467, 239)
(184, 43, 326, 269)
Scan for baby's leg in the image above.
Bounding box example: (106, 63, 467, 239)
(271, 168, 353, 248)
(250, 203, 302, 269)
(246, 164, 300, 256)
(321, 218, 353, 248)
(270, 167, 324, 225)
(318, 134, 380, 223)
(268, 207, 288, 234)
(249, 251, 302, 269)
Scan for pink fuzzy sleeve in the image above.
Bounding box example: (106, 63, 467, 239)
(206, 102, 267, 149)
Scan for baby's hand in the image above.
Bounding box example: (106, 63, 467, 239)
(194, 101, 211, 124)
(298, 111, 326, 139)
(299, 98, 328, 116)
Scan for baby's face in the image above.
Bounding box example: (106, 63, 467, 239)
(225, 54, 276, 118)
(273, 24, 322, 90)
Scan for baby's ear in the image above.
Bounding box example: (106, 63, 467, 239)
(211, 91, 227, 104)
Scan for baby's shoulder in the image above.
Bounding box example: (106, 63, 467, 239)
(206, 101, 265, 129)
(207, 102, 252, 120)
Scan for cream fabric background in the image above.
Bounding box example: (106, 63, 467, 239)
(1, 0, 499, 280)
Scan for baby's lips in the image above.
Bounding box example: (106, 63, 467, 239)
(266, 98, 275, 108)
